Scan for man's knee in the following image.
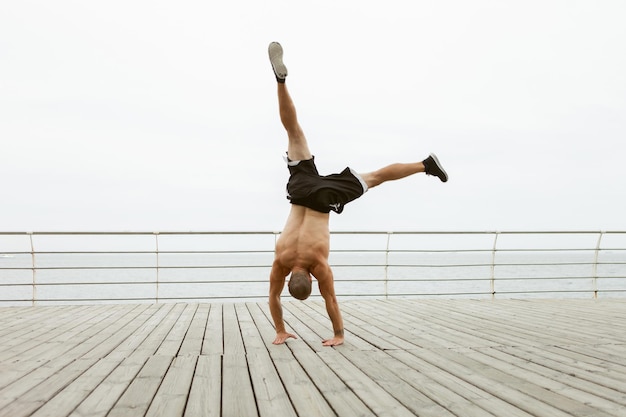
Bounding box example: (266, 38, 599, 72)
(361, 172, 381, 189)
(287, 134, 312, 160)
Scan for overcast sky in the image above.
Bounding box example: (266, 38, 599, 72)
(1, 0, 625, 232)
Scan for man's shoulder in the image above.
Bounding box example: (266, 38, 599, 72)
(311, 257, 331, 274)
(270, 259, 290, 277)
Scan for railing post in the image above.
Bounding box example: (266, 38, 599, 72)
(592, 231, 603, 299)
(28, 232, 36, 306)
(385, 232, 392, 299)
(154, 232, 160, 304)
(491, 232, 499, 300)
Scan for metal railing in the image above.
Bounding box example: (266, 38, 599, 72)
(1, 231, 625, 306)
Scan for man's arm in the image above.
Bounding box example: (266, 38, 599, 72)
(269, 261, 296, 344)
(313, 263, 344, 346)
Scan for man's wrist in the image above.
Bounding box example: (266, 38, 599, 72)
(334, 328, 344, 338)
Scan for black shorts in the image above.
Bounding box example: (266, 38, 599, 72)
(285, 156, 367, 214)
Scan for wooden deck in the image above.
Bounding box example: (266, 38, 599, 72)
(1, 299, 625, 417)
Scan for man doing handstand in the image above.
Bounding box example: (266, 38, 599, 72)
(267, 42, 448, 347)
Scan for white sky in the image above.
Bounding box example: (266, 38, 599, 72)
(1, 0, 625, 232)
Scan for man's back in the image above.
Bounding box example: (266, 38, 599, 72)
(275, 205, 330, 272)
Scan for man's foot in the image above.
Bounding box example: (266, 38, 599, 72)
(423, 153, 448, 182)
(268, 42, 288, 83)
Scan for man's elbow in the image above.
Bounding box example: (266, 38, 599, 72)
(322, 292, 338, 305)
(269, 292, 282, 306)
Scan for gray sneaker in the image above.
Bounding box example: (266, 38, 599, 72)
(268, 42, 288, 83)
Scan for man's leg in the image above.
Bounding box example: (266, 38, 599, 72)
(361, 154, 448, 188)
(269, 42, 312, 161)
(360, 162, 425, 189)
(278, 83, 312, 161)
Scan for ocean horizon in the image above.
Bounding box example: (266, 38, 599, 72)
(1, 249, 625, 305)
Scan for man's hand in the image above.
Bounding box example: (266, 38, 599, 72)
(322, 336, 344, 347)
(273, 331, 297, 345)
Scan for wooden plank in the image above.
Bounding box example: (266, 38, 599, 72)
(184, 355, 221, 417)
(107, 355, 173, 417)
(221, 354, 256, 417)
(201, 303, 223, 355)
(222, 303, 245, 357)
(156, 304, 198, 356)
(235, 304, 297, 417)
(221, 303, 257, 416)
(178, 304, 210, 356)
(132, 303, 187, 358)
(145, 356, 197, 417)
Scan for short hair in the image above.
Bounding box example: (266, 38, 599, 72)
(288, 271, 312, 300)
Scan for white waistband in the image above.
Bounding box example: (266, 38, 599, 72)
(350, 168, 369, 193)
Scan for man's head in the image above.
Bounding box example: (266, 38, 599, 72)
(288, 270, 312, 300)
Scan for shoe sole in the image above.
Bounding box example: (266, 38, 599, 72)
(268, 42, 288, 79)
(429, 153, 448, 182)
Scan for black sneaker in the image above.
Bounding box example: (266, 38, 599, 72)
(423, 153, 448, 182)
(268, 42, 288, 83)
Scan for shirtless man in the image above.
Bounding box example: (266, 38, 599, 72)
(267, 42, 448, 346)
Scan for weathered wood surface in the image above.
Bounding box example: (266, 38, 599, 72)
(0, 299, 625, 417)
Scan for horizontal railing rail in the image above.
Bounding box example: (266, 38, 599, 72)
(1, 231, 625, 305)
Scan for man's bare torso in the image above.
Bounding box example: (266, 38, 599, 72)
(275, 205, 330, 273)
